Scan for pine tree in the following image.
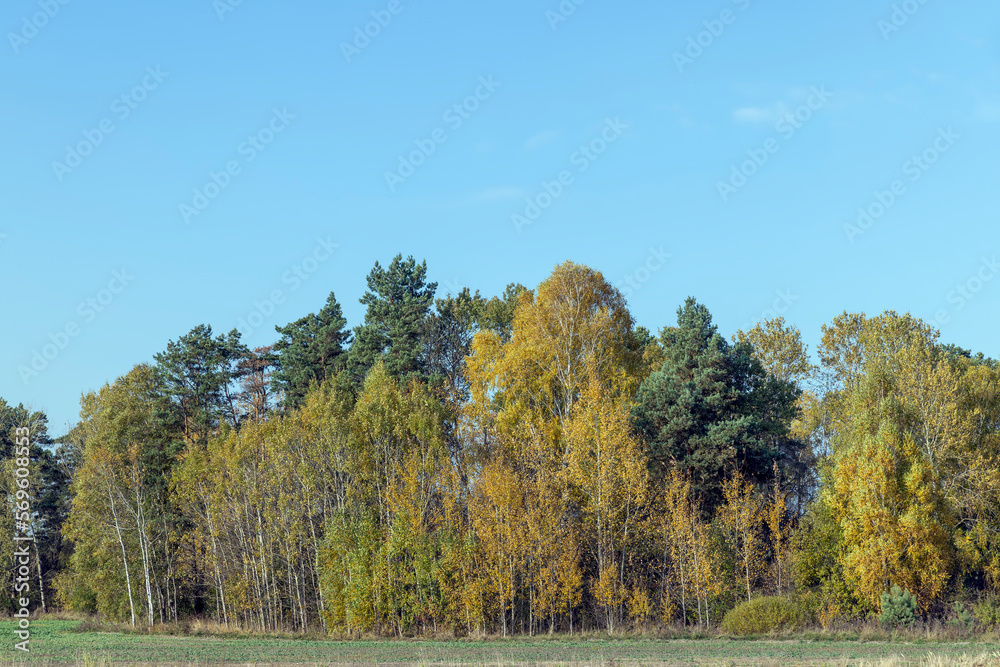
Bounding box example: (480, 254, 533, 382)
(154, 325, 249, 443)
(632, 298, 797, 513)
(348, 255, 437, 386)
(272, 292, 351, 409)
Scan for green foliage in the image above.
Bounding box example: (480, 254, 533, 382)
(153, 324, 249, 441)
(272, 291, 351, 409)
(315, 362, 459, 636)
(791, 497, 867, 619)
(949, 602, 977, 631)
(475, 283, 528, 342)
(938, 343, 997, 369)
(348, 254, 437, 385)
(879, 585, 918, 627)
(973, 596, 1000, 629)
(0, 400, 68, 613)
(826, 369, 954, 611)
(721, 596, 801, 635)
(792, 499, 841, 590)
(631, 297, 802, 513)
(40, 262, 1000, 637)
(421, 287, 485, 406)
(421, 283, 528, 410)
(61, 365, 179, 625)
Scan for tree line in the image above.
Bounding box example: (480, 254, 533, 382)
(3, 256, 999, 635)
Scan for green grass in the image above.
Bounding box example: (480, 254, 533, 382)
(2, 620, 1000, 665)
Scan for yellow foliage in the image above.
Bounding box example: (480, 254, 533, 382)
(734, 317, 816, 386)
(627, 586, 653, 625)
(826, 371, 954, 611)
(593, 567, 625, 632)
(658, 595, 677, 626)
(719, 472, 767, 603)
(767, 468, 791, 594)
(656, 471, 720, 628)
(466, 261, 642, 464)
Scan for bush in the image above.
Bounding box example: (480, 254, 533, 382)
(722, 596, 801, 636)
(879, 585, 917, 627)
(974, 596, 1000, 629)
(949, 602, 977, 631)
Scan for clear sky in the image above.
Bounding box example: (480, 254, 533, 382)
(2, 0, 998, 436)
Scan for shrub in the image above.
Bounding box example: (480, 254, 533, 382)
(879, 585, 917, 627)
(790, 589, 822, 627)
(722, 596, 800, 636)
(974, 596, 1000, 629)
(949, 602, 977, 631)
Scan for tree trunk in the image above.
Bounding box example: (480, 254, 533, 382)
(108, 488, 137, 627)
(33, 539, 46, 613)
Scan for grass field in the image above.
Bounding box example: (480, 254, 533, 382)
(2, 620, 1000, 666)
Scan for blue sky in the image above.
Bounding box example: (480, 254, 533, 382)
(2, 0, 998, 435)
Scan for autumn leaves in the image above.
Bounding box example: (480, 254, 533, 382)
(53, 260, 1000, 634)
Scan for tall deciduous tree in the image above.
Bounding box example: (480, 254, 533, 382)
(60, 365, 180, 626)
(718, 472, 766, 603)
(466, 262, 647, 633)
(654, 471, 719, 628)
(819, 311, 935, 397)
(734, 317, 816, 386)
(467, 261, 642, 450)
(565, 380, 648, 632)
(824, 368, 954, 611)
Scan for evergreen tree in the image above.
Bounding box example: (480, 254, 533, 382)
(631, 298, 800, 513)
(272, 292, 351, 409)
(348, 254, 437, 385)
(153, 325, 249, 443)
(0, 401, 68, 614)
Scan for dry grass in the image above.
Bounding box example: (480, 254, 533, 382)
(1, 655, 1000, 667)
(5, 613, 1000, 666)
(858, 654, 1000, 666)
(63, 615, 328, 641)
(9, 609, 999, 643)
